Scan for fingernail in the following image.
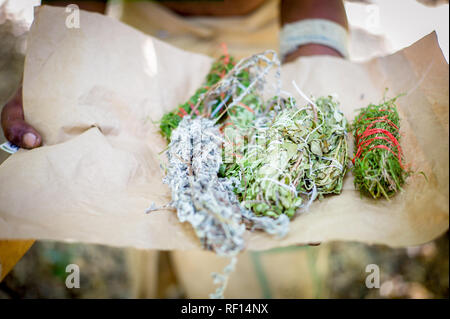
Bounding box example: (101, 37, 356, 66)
(22, 132, 37, 148)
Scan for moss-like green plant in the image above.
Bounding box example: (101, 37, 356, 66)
(351, 97, 409, 199)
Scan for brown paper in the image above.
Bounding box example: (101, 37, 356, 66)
(0, 6, 448, 250)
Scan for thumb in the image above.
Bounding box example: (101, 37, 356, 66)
(3, 119, 42, 149)
(1, 89, 42, 149)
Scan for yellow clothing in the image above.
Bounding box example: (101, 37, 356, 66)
(111, 0, 280, 60)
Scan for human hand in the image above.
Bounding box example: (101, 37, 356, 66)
(1, 87, 42, 149)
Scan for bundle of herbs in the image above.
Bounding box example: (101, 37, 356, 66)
(222, 93, 348, 218)
(158, 49, 290, 252)
(351, 97, 409, 199)
(157, 48, 350, 253)
(156, 50, 289, 298)
(159, 51, 238, 140)
(155, 49, 348, 297)
(159, 44, 266, 142)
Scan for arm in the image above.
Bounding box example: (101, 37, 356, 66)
(280, 0, 349, 63)
(1, 1, 105, 149)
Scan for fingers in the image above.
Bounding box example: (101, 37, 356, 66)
(1, 88, 42, 149)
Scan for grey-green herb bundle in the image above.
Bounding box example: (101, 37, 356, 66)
(164, 117, 245, 255)
(223, 95, 348, 218)
(351, 97, 409, 199)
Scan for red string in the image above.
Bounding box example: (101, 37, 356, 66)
(237, 102, 255, 113)
(188, 101, 200, 116)
(177, 107, 188, 118)
(355, 116, 399, 137)
(220, 122, 235, 132)
(220, 42, 230, 64)
(352, 114, 404, 169)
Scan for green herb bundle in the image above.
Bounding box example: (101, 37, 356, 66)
(223, 96, 348, 218)
(351, 97, 408, 199)
(159, 54, 250, 140)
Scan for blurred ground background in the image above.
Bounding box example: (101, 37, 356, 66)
(0, 233, 447, 298)
(0, 0, 448, 299)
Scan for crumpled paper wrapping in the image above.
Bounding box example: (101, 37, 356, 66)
(0, 6, 448, 250)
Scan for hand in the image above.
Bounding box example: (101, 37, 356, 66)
(1, 87, 42, 149)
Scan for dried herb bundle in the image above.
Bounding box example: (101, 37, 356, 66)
(351, 97, 408, 199)
(223, 95, 348, 218)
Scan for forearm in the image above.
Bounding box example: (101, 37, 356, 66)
(280, 0, 349, 62)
